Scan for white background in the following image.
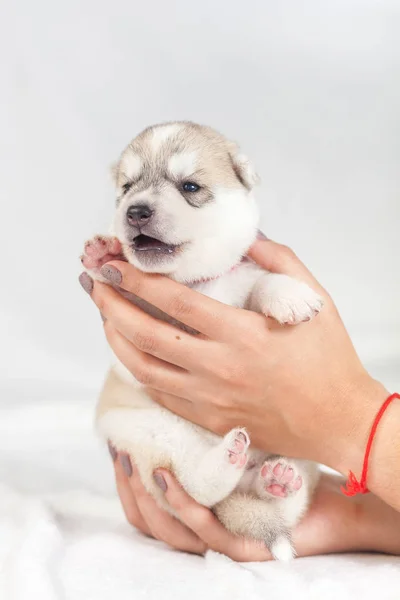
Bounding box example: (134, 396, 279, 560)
(1, 0, 399, 393)
(0, 5, 400, 596)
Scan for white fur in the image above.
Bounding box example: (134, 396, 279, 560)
(150, 124, 181, 153)
(112, 183, 260, 283)
(250, 272, 324, 324)
(120, 150, 142, 181)
(270, 536, 296, 561)
(168, 151, 197, 179)
(84, 122, 323, 560)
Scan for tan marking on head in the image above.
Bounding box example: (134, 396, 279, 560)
(114, 121, 259, 196)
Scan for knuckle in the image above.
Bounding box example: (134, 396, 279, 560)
(149, 523, 173, 545)
(219, 367, 236, 383)
(94, 292, 107, 314)
(132, 330, 157, 354)
(102, 318, 113, 336)
(125, 507, 140, 527)
(233, 311, 262, 342)
(278, 244, 298, 266)
(216, 362, 242, 385)
(130, 477, 147, 501)
(122, 271, 141, 296)
(146, 524, 161, 540)
(195, 507, 216, 531)
(207, 414, 226, 435)
(168, 291, 193, 320)
(132, 363, 153, 386)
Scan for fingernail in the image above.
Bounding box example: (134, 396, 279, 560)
(120, 453, 133, 477)
(153, 472, 167, 492)
(100, 313, 106, 323)
(100, 264, 122, 285)
(79, 272, 93, 295)
(107, 441, 117, 462)
(257, 230, 269, 241)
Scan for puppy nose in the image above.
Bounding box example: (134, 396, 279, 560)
(126, 204, 153, 227)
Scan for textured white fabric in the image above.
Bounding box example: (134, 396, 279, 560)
(0, 379, 399, 600)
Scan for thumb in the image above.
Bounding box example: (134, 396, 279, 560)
(248, 234, 325, 293)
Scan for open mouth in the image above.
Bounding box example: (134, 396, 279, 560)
(132, 234, 178, 254)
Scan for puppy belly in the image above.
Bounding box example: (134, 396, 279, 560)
(97, 368, 202, 513)
(96, 368, 250, 511)
(96, 368, 319, 557)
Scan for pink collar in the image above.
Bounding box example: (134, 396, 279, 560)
(189, 259, 246, 286)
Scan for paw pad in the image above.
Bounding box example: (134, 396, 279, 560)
(81, 236, 124, 271)
(226, 429, 250, 469)
(260, 459, 303, 498)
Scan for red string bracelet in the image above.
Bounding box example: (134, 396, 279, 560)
(341, 392, 400, 497)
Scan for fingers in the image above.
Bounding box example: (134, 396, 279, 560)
(158, 470, 272, 562)
(248, 239, 325, 293)
(114, 452, 151, 536)
(90, 281, 206, 369)
(103, 323, 195, 395)
(129, 465, 206, 554)
(111, 446, 206, 554)
(111, 445, 271, 561)
(99, 261, 250, 341)
(147, 388, 224, 434)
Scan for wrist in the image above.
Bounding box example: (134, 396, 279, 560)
(317, 373, 389, 477)
(363, 389, 400, 510)
(321, 375, 400, 510)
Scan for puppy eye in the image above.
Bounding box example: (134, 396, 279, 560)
(182, 181, 200, 193)
(122, 181, 133, 194)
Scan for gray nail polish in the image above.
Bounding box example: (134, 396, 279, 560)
(107, 441, 117, 462)
(100, 313, 107, 323)
(153, 472, 167, 492)
(100, 264, 122, 285)
(120, 453, 133, 477)
(257, 230, 269, 241)
(79, 272, 94, 294)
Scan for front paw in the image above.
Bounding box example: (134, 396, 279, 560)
(80, 235, 125, 278)
(262, 276, 323, 325)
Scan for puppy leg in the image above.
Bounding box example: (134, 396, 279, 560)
(249, 273, 323, 324)
(255, 457, 320, 528)
(181, 428, 250, 507)
(215, 493, 295, 561)
(258, 457, 304, 499)
(98, 401, 249, 509)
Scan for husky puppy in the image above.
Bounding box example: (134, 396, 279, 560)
(81, 122, 322, 560)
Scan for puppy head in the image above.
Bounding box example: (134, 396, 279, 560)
(111, 121, 260, 283)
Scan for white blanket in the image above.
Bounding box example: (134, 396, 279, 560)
(1, 380, 399, 600)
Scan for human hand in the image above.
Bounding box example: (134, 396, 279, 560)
(81, 237, 388, 476)
(109, 446, 400, 561)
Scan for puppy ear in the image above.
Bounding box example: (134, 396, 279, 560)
(230, 152, 260, 190)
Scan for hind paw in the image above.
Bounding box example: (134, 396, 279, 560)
(260, 458, 303, 498)
(224, 428, 250, 469)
